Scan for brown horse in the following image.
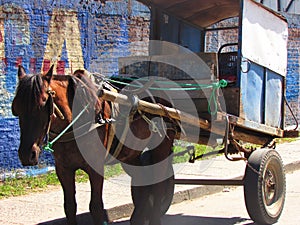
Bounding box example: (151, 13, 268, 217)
(12, 65, 176, 225)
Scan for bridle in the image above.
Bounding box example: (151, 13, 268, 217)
(42, 87, 64, 147)
(42, 84, 109, 152)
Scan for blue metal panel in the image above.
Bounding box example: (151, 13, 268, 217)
(158, 13, 202, 52)
(265, 70, 283, 128)
(240, 62, 265, 123)
(179, 23, 201, 52)
(159, 13, 179, 44)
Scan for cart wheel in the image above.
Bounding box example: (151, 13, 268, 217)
(244, 149, 286, 225)
(131, 175, 175, 216)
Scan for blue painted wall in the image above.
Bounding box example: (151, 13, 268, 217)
(0, 0, 150, 171)
(285, 13, 300, 127)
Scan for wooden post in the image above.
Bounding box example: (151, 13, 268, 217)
(102, 89, 211, 129)
(102, 89, 272, 145)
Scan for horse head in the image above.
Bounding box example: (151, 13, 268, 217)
(12, 65, 54, 166)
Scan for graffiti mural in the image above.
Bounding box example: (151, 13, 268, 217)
(0, 0, 150, 170)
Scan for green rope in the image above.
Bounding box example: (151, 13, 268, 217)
(43, 103, 90, 153)
(109, 77, 228, 115)
(208, 79, 228, 115)
(108, 77, 227, 91)
(109, 76, 220, 88)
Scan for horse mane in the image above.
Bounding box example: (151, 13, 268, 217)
(14, 69, 103, 118)
(14, 74, 44, 114)
(71, 70, 103, 114)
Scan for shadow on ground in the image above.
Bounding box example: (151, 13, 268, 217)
(38, 213, 255, 225)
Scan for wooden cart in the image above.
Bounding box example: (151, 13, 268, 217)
(101, 0, 298, 224)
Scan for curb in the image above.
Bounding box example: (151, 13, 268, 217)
(106, 160, 300, 221)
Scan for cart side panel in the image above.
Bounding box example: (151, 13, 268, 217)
(118, 52, 218, 118)
(241, 0, 288, 76)
(158, 12, 180, 44)
(238, 0, 287, 132)
(150, 8, 204, 53)
(265, 70, 284, 128)
(240, 62, 265, 124)
(240, 61, 284, 130)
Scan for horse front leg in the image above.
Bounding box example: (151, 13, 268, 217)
(86, 167, 105, 225)
(55, 165, 77, 225)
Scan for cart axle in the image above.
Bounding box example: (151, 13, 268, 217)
(174, 177, 244, 186)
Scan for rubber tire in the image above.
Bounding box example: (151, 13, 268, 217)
(131, 174, 175, 216)
(244, 149, 286, 225)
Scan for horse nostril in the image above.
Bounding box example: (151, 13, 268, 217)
(31, 150, 37, 161)
(30, 148, 39, 165)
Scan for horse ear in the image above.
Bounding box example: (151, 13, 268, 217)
(43, 65, 54, 83)
(18, 65, 27, 80)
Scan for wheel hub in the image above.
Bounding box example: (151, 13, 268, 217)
(264, 169, 276, 205)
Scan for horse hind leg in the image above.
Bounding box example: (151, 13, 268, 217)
(148, 181, 168, 225)
(148, 130, 176, 225)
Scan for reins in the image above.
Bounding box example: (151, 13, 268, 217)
(43, 103, 90, 153)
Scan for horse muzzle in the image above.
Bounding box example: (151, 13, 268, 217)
(18, 143, 40, 166)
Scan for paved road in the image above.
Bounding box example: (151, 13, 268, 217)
(0, 140, 299, 225)
(114, 169, 300, 225)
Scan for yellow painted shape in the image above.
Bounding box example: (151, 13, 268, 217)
(0, 19, 4, 59)
(43, 9, 84, 74)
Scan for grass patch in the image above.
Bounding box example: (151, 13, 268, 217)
(5, 135, 296, 199)
(0, 164, 124, 199)
(104, 164, 123, 179)
(275, 136, 299, 144)
(0, 172, 59, 199)
(172, 140, 215, 163)
(0, 141, 216, 199)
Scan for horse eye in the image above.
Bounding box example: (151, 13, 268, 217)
(38, 96, 48, 108)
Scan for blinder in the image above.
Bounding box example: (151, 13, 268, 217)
(12, 98, 19, 116)
(42, 92, 54, 146)
(47, 93, 54, 116)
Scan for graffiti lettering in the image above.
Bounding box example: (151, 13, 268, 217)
(43, 9, 84, 74)
(0, 5, 84, 117)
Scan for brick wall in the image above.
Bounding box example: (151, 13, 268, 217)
(284, 13, 300, 127)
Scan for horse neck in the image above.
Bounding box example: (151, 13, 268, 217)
(49, 75, 106, 133)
